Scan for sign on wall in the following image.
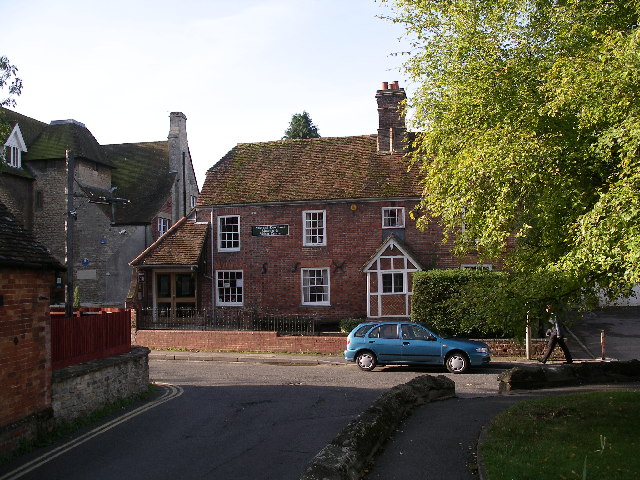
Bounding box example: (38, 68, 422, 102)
(251, 225, 289, 237)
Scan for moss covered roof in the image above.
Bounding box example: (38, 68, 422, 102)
(102, 142, 175, 224)
(2, 108, 175, 225)
(198, 135, 420, 206)
(1, 108, 48, 146)
(26, 121, 114, 167)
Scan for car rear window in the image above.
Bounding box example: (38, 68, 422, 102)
(353, 324, 375, 338)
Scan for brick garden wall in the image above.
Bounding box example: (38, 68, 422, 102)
(134, 329, 557, 358)
(135, 330, 345, 355)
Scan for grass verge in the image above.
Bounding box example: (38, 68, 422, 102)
(480, 391, 640, 479)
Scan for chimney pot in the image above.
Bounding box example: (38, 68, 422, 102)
(382, 82, 389, 90)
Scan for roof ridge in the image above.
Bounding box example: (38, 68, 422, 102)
(103, 140, 166, 147)
(234, 133, 377, 148)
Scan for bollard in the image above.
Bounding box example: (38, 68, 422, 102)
(601, 329, 606, 361)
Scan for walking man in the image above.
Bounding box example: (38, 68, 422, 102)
(539, 304, 573, 364)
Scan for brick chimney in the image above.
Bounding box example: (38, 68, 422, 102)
(376, 81, 407, 153)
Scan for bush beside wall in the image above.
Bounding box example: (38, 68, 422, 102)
(412, 269, 503, 337)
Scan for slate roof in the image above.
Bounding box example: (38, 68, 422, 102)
(0, 200, 64, 270)
(102, 142, 175, 224)
(130, 217, 208, 266)
(198, 135, 421, 206)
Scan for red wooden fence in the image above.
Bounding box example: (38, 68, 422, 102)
(51, 310, 132, 370)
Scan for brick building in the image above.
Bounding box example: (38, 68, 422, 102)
(0, 200, 63, 452)
(0, 110, 199, 306)
(129, 82, 490, 322)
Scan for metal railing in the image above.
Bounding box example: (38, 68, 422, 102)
(135, 308, 329, 335)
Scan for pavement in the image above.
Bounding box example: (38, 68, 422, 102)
(148, 306, 640, 480)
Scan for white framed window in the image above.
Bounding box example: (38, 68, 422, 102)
(4, 146, 21, 168)
(461, 264, 493, 271)
(218, 215, 240, 251)
(216, 270, 243, 305)
(382, 207, 405, 228)
(190, 195, 197, 209)
(301, 268, 330, 305)
(382, 272, 405, 293)
(303, 210, 326, 246)
(157, 217, 170, 236)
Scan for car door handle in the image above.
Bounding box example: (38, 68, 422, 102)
(369, 340, 376, 343)
(403, 341, 411, 345)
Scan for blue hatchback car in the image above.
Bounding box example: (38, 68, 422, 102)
(344, 322, 491, 373)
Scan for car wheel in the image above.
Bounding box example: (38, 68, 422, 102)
(355, 351, 377, 371)
(445, 352, 469, 374)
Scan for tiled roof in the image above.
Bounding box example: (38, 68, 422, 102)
(102, 142, 175, 224)
(26, 120, 114, 168)
(198, 135, 421, 206)
(0, 200, 64, 270)
(130, 218, 208, 266)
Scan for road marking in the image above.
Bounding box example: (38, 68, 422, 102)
(0, 383, 183, 480)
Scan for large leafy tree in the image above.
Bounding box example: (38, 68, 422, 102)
(283, 111, 320, 139)
(384, 0, 640, 301)
(1, 56, 22, 140)
(1, 56, 22, 109)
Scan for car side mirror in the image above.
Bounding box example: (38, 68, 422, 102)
(427, 334, 437, 341)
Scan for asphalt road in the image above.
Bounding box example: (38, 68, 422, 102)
(2, 307, 636, 480)
(0, 361, 509, 480)
(570, 306, 640, 361)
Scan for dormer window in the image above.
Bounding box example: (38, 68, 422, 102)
(3, 124, 27, 169)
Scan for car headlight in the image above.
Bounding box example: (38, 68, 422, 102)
(475, 347, 490, 354)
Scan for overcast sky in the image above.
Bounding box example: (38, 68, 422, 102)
(2, 0, 412, 187)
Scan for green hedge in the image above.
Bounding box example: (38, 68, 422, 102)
(411, 269, 592, 338)
(412, 269, 509, 338)
(339, 318, 366, 333)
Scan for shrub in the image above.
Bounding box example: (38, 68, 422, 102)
(339, 318, 365, 333)
(412, 269, 510, 338)
(412, 269, 591, 339)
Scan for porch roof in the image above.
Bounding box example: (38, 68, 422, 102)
(130, 217, 208, 267)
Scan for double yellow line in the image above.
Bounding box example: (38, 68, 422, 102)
(1, 383, 184, 480)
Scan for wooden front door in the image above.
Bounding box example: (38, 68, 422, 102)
(155, 272, 197, 320)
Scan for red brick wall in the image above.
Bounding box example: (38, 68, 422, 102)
(196, 200, 493, 319)
(135, 329, 554, 359)
(135, 330, 345, 355)
(0, 268, 53, 443)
